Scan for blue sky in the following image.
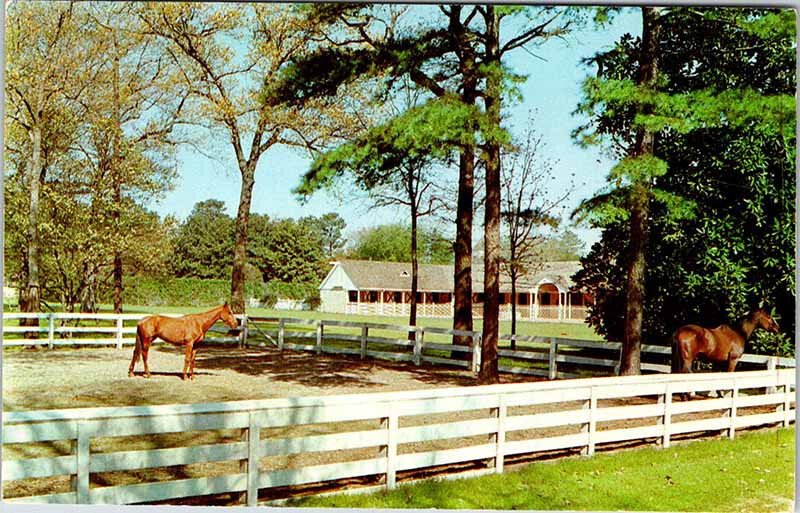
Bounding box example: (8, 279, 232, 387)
(152, 6, 642, 250)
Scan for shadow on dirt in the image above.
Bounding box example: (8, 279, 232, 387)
(187, 345, 538, 389)
(128, 371, 215, 379)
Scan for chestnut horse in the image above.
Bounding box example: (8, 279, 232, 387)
(128, 303, 239, 380)
(671, 308, 779, 398)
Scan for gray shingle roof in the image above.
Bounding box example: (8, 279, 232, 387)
(334, 259, 582, 293)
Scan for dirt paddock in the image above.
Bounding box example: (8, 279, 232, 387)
(2, 343, 538, 411)
(2, 344, 788, 505)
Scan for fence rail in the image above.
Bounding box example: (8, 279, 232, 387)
(245, 316, 794, 378)
(3, 312, 246, 348)
(3, 368, 794, 505)
(4, 313, 795, 378)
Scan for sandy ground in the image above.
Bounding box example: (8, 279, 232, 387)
(2, 345, 790, 505)
(2, 343, 536, 411)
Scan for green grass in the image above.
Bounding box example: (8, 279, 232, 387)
(97, 303, 600, 340)
(4, 304, 605, 374)
(288, 428, 795, 512)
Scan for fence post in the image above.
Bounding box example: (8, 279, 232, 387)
(586, 387, 597, 456)
(240, 316, 249, 349)
(115, 316, 124, 350)
(413, 328, 423, 366)
(382, 404, 398, 490)
(278, 319, 285, 352)
(247, 412, 260, 506)
(48, 313, 55, 350)
(767, 357, 777, 394)
(494, 394, 506, 473)
(316, 320, 323, 354)
(662, 382, 672, 448)
(783, 378, 792, 427)
(360, 325, 369, 360)
(471, 333, 482, 373)
(728, 381, 739, 440)
(548, 339, 558, 380)
(74, 422, 90, 504)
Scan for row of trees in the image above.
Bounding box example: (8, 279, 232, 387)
(7, 3, 792, 379)
(6, 2, 362, 319)
(274, 4, 582, 382)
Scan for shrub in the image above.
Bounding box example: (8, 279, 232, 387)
(100, 276, 265, 307)
(262, 281, 320, 309)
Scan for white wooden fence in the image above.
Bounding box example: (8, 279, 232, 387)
(2, 312, 246, 348)
(3, 368, 794, 505)
(247, 316, 795, 378)
(4, 313, 794, 378)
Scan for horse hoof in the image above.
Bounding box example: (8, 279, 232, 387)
(128, 372, 134, 378)
(145, 373, 151, 379)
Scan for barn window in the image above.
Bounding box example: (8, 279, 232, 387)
(348, 290, 358, 302)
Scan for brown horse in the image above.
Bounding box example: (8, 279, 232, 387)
(671, 308, 780, 397)
(128, 303, 239, 380)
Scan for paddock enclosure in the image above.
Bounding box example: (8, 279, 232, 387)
(2, 312, 796, 505)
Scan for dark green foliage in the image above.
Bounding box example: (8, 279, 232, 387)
(171, 200, 234, 279)
(98, 276, 263, 307)
(573, 8, 795, 355)
(296, 95, 495, 197)
(170, 200, 332, 304)
(248, 214, 329, 284)
(299, 212, 347, 257)
(348, 224, 453, 265)
(538, 230, 587, 261)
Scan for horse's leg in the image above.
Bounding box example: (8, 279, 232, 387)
(128, 333, 142, 377)
(141, 337, 152, 378)
(682, 356, 695, 401)
(182, 343, 193, 381)
(727, 357, 739, 373)
(190, 348, 198, 380)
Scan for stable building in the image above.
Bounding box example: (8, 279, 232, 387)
(318, 259, 593, 323)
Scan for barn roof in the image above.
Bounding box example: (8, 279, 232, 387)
(325, 259, 582, 293)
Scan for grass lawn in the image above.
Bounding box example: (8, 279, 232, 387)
(79, 303, 602, 341)
(287, 428, 795, 512)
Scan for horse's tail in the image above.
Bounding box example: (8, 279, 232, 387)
(670, 330, 681, 374)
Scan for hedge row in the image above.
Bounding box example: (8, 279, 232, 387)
(99, 277, 265, 307)
(261, 281, 320, 309)
(98, 277, 321, 308)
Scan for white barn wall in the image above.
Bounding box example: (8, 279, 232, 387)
(318, 264, 357, 313)
(320, 290, 347, 313)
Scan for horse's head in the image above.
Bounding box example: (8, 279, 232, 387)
(220, 302, 239, 329)
(752, 308, 780, 334)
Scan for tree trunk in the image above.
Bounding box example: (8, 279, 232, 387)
(409, 204, 419, 329)
(479, 5, 501, 385)
(619, 6, 661, 375)
(450, 5, 476, 357)
(230, 164, 256, 314)
(621, 184, 648, 375)
(80, 263, 98, 313)
(510, 275, 517, 347)
(111, 36, 124, 314)
(452, 144, 475, 354)
(21, 124, 43, 335)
